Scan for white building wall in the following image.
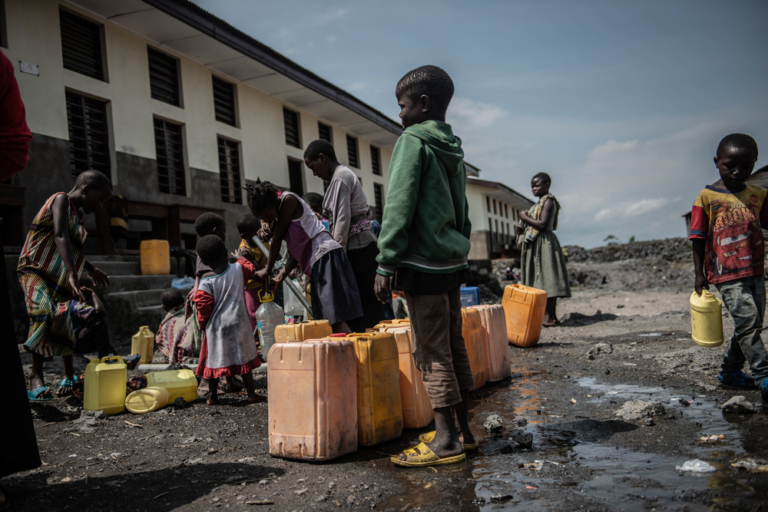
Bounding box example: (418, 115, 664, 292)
(3, 0, 391, 198)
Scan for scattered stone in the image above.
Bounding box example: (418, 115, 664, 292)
(346, 495, 356, 505)
(174, 397, 187, 409)
(499, 444, 514, 454)
(511, 431, 533, 449)
(238, 458, 254, 463)
(295, 488, 308, 496)
(605, 369, 611, 375)
(490, 494, 514, 502)
(208, 448, 218, 455)
(245, 499, 274, 505)
(697, 382, 717, 393)
(483, 414, 503, 435)
(184, 436, 199, 444)
(643, 418, 655, 427)
(615, 400, 666, 421)
(258, 480, 269, 485)
(721, 396, 756, 414)
(316, 496, 328, 502)
(517, 418, 528, 427)
(586, 343, 613, 359)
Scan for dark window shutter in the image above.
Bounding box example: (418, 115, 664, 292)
(218, 138, 242, 204)
(148, 47, 180, 106)
(66, 91, 110, 178)
(283, 108, 300, 148)
(346, 135, 358, 168)
(374, 183, 384, 223)
(60, 9, 104, 81)
(318, 122, 332, 143)
(212, 76, 236, 126)
(288, 159, 304, 196)
(154, 118, 185, 195)
(370, 146, 381, 176)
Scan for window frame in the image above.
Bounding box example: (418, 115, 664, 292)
(65, 90, 111, 179)
(283, 107, 301, 148)
(217, 136, 242, 204)
(153, 117, 186, 196)
(370, 145, 381, 176)
(373, 183, 384, 223)
(318, 122, 332, 143)
(287, 158, 304, 196)
(212, 75, 238, 127)
(59, 7, 107, 82)
(0, 0, 8, 49)
(148, 46, 182, 107)
(346, 134, 359, 168)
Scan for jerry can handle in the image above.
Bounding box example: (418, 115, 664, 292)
(100, 355, 124, 364)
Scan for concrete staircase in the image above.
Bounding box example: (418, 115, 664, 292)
(93, 255, 189, 350)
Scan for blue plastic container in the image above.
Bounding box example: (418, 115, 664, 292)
(460, 287, 481, 308)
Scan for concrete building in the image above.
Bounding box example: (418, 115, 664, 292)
(0, 0, 402, 252)
(466, 176, 534, 260)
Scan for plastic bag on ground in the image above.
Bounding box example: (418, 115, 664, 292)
(675, 459, 716, 473)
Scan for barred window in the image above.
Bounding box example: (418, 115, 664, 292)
(212, 76, 236, 126)
(154, 118, 185, 195)
(373, 183, 384, 223)
(370, 146, 381, 176)
(66, 91, 110, 178)
(346, 135, 358, 168)
(218, 138, 241, 203)
(284, 108, 300, 148)
(288, 158, 304, 196)
(318, 122, 332, 143)
(148, 47, 180, 106)
(60, 9, 104, 81)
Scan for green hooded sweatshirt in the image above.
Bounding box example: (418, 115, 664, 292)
(376, 120, 471, 277)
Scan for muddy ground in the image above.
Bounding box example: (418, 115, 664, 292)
(3, 257, 768, 512)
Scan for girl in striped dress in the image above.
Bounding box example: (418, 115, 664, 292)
(17, 171, 112, 400)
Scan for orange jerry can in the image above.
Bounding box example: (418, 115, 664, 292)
(338, 332, 403, 446)
(472, 305, 511, 382)
(373, 319, 411, 330)
(461, 308, 487, 391)
(140, 240, 170, 276)
(502, 284, 547, 347)
(380, 326, 434, 429)
(268, 340, 358, 461)
(274, 320, 332, 343)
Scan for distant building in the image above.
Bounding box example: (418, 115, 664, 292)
(465, 176, 535, 260)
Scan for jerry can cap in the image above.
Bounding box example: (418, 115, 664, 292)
(259, 290, 275, 302)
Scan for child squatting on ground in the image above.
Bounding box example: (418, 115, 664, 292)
(690, 133, 768, 403)
(374, 65, 477, 467)
(246, 180, 363, 334)
(17, 170, 112, 401)
(192, 235, 264, 406)
(156, 288, 195, 364)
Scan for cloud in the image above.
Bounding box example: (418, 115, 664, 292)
(593, 197, 680, 222)
(326, 34, 337, 43)
(448, 97, 507, 129)
(346, 82, 365, 92)
(315, 8, 348, 25)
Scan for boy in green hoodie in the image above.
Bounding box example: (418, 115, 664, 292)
(375, 65, 476, 467)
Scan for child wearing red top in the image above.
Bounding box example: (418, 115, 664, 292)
(690, 133, 768, 402)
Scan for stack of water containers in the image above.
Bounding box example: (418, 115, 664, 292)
(267, 282, 549, 461)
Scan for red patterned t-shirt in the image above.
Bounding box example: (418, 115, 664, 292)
(689, 183, 768, 284)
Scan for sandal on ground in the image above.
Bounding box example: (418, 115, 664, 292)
(391, 442, 466, 468)
(55, 377, 77, 397)
(718, 371, 756, 389)
(27, 386, 53, 402)
(418, 431, 479, 451)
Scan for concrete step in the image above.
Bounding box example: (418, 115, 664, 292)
(137, 305, 166, 317)
(107, 274, 175, 292)
(90, 260, 142, 276)
(106, 288, 166, 308)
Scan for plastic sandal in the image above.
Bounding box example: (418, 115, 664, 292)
(55, 377, 77, 396)
(391, 442, 466, 468)
(418, 431, 479, 451)
(760, 379, 768, 403)
(718, 371, 756, 389)
(27, 386, 52, 402)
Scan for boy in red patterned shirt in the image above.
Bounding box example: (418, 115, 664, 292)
(690, 133, 768, 402)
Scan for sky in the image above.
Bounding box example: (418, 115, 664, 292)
(193, 0, 768, 248)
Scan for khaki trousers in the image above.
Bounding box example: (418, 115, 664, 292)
(405, 287, 475, 409)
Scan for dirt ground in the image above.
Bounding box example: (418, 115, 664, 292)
(3, 257, 767, 512)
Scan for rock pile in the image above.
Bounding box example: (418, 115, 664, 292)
(565, 238, 691, 264)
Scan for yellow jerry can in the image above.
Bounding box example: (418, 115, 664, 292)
(131, 326, 155, 365)
(84, 356, 127, 415)
(145, 369, 198, 403)
(140, 239, 170, 275)
(690, 290, 724, 347)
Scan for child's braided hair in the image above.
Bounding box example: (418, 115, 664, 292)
(245, 178, 280, 216)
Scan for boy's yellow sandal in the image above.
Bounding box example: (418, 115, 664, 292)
(391, 442, 466, 468)
(418, 431, 479, 451)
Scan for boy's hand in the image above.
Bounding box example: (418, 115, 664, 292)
(270, 269, 287, 292)
(255, 268, 270, 287)
(374, 274, 391, 304)
(89, 266, 110, 288)
(80, 286, 94, 299)
(515, 224, 524, 235)
(694, 274, 709, 296)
